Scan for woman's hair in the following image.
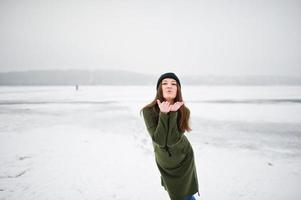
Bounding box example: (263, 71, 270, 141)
(140, 81, 192, 132)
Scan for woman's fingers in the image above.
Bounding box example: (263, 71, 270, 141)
(169, 101, 184, 111)
(178, 102, 184, 108)
(157, 100, 172, 113)
(157, 99, 161, 105)
(176, 101, 184, 106)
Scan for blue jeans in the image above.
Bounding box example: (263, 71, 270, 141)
(185, 196, 196, 200)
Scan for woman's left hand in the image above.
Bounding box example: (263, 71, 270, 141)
(170, 101, 184, 111)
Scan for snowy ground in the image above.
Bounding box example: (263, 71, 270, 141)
(0, 85, 301, 200)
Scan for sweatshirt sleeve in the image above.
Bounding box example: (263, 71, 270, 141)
(167, 111, 185, 146)
(142, 108, 169, 147)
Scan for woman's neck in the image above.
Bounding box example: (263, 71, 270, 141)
(166, 99, 174, 104)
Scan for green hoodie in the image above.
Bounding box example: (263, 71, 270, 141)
(142, 107, 200, 200)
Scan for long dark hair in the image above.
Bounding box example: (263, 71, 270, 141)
(140, 81, 192, 132)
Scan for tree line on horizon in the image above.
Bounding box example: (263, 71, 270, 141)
(0, 69, 300, 86)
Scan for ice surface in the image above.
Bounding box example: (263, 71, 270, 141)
(0, 85, 301, 200)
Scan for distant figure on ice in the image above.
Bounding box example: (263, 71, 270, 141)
(75, 84, 79, 91)
(140, 72, 200, 200)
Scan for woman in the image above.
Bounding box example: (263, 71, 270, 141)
(140, 72, 200, 200)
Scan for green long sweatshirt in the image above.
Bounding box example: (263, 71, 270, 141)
(142, 107, 200, 200)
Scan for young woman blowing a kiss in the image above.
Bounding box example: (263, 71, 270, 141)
(141, 72, 200, 200)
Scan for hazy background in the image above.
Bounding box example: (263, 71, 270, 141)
(1, 1, 301, 199)
(0, 0, 300, 76)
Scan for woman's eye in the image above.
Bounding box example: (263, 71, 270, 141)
(162, 83, 176, 85)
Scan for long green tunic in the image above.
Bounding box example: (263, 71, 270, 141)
(142, 107, 199, 200)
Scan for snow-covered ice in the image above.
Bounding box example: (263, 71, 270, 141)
(0, 85, 301, 200)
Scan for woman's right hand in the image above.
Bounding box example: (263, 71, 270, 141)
(157, 99, 171, 114)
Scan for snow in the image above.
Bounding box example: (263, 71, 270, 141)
(0, 85, 301, 200)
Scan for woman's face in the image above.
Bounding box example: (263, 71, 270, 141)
(161, 78, 177, 101)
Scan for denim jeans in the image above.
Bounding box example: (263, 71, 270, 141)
(185, 195, 196, 200)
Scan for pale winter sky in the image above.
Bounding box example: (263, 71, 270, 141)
(0, 0, 300, 76)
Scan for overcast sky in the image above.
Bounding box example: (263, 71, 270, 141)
(0, 0, 300, 76)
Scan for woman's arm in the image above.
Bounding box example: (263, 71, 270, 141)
(167, 111, 184, 146)
(142, 108, 169, 147)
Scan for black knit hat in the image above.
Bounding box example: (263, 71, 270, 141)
(156, 72, 181, 90)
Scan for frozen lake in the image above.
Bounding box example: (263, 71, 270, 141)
(0, 85, 301, 200)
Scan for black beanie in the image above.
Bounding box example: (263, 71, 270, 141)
(156, 72, 181, 90)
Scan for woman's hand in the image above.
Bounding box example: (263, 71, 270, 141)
(170, 101, 184, 111)
(157, 99, 171, 114)
(157, 99, 184, 113)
